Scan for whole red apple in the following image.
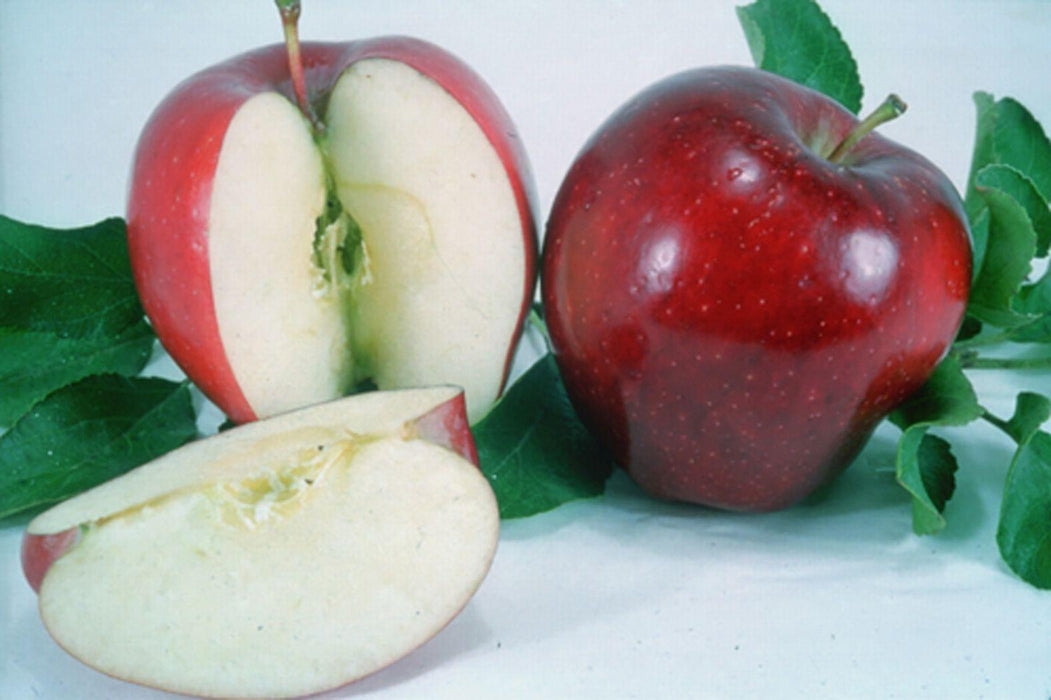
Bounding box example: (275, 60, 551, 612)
(128, 33, 537, 425)
(542, 66, 971, 511)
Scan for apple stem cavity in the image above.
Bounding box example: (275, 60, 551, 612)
(826, 94, 907, 164)
(276, 0, 324, 135)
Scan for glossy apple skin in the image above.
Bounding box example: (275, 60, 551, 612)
(22, 390, 479, 593)
(542, 66, 971, 512)
(127, 38, 538, 424)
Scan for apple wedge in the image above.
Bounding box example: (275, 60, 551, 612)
(127, 37, 538, 425)
(22, 386, 499, 699)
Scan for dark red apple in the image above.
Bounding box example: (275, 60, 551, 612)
(542, 66, 972, 511)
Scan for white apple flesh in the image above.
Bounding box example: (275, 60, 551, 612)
(128, 39, 538, 425)
(22, 386, 498, 699)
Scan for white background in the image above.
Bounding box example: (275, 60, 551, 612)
(2, 1, 1050, 698)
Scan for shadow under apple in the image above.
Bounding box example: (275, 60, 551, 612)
(505, 415, 1019, 581)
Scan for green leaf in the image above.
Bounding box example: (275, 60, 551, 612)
(473, 354, 613, 519)
(975, 164, 1051, 257)
(1006, 317, 1051, 344)
(0, 216, 143, 338)
(0, 216, 155, 424)
(890, 356, 983, 429)
(964, 92, 999, 219)
(967, 205, 991, 287)
(1016, 266, 1051, 313)
(1005, 392, 1051, 445)
(0, 375, 198, 519)
(990, 98, 1051, 200)
(890, 357, 983, 534)
(736, 0, 862, 113)
(964, 94, 1051, 302)
(997, 430, 1051, 589)
(0, 322, 154, 426)
(896, 429, 958, 535)
(967, 176, 1037, 328)
(1009, 270, 1051, 343)
(962, 95, 1051, 338)
(965, 93, 1051, 207)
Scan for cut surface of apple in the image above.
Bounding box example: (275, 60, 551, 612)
(25, 387, 499, 699)
(208, 58, 525, 423)
(128, 39, 538, 426)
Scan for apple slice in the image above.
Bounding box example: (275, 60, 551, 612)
(22, 386, 499, 699)
(127, 37, 538, 425)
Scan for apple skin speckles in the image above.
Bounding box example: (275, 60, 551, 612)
(542, 66, 971, 512)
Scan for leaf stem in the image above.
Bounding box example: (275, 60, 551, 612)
(951, 327, 1020, 351)
(827, 94, 907, 163)
(276, 0, 323, 135)
(955, 351, 1051, 371)
(980, 409, 1014, 439)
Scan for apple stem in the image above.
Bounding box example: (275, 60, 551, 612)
(826, 94, 907, 163)
(276, 0, 324, 134)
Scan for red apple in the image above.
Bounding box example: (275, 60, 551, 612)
(542, 66, 972, 511)
(127, 33, 538, 425)
(22, 386, 499, 698)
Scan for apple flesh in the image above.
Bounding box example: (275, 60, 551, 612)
(542, 66, 971, 511)
(22, 386, 498, 698)
(127, 38, 538, 424)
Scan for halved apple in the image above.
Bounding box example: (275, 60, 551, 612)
(22, 386, 499, 699)
(127, 38, 538, 424)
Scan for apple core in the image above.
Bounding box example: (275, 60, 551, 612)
(203, 57, 527, 423)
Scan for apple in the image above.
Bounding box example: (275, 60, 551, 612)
(127, 6, 538, 425)
(22, 386, 499, 698)
(542, 66, 972, 511)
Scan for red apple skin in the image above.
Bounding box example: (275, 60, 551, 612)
(22, 527, 80, 593)
(22, 390, 478, 593)
(542, 66, 971, 512)
(127, 38, 538, 424)
(412, 391, 480, 466)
